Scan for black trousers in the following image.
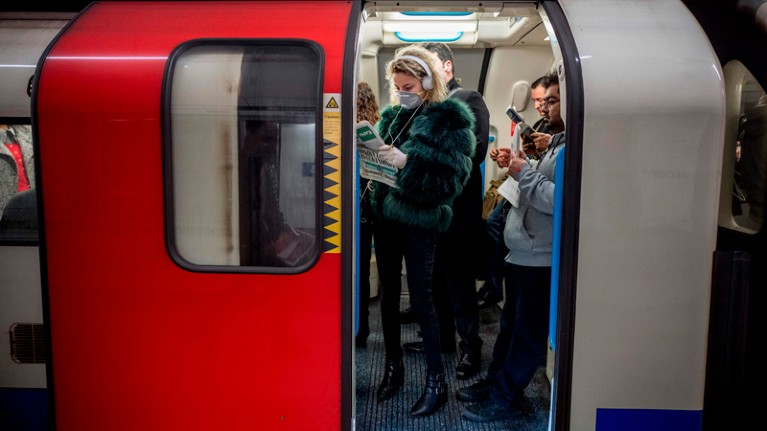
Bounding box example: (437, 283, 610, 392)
(432, 227, 483, 357)
(480, 199, 511, 295)
(488, 263, 551, 406)
(375, 222, 444, 374)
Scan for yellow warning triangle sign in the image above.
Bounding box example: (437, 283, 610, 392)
(325, 97, 339, 109)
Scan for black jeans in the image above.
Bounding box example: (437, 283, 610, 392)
(488, 262, 550, 405)
(432, 227, 483, 356)
(375, 221, 444, 375)
(481, 199, 510, 295)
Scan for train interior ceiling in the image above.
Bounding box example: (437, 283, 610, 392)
(359, 2, 556, 191)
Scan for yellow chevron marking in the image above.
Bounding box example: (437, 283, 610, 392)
(325, 208, 341, 222)
(325, 182, 341, 197)
(325, 168, 341, 185)
(325, 141, 341, 158)
(325, 225, 341, 244)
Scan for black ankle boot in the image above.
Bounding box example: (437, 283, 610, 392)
(410, 372, 447, 416)
(376, 358, 404, 401)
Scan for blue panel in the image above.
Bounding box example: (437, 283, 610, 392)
(549, 147, 565, 351)
(479, 160, 485, 198)
(596, 408, 702, 431)
(355, 154, 361, 336)
(0, 387, 48, 431)
(481, 135, 493, 198)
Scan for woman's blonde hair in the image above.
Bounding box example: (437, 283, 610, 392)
(385, 44, 448, 105)
(356, 81, 381, 125)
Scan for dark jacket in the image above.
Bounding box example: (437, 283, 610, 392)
(444, 78, 490, 234)
(448, 79, 489, 168)
(371, 98, 476, 232)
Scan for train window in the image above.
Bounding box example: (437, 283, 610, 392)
(166, 42, 322, 271)
(722, 61, 766, 233)
(0, 123, 37, 241)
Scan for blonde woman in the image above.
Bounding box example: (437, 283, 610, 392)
(369, 45, 476, 416)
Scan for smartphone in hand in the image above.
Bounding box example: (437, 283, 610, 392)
(505, 105, 534, 141)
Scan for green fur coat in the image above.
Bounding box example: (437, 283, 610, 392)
(370, 98, 476, 232)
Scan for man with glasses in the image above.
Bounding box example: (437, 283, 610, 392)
(479, 75, 554, 309)
(459, 72, 565, 422)
(524, 76, 555, 158)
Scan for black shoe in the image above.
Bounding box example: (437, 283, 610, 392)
(403, 341, 424, 353)
(410, 372, 448, 416)
(456, 378, 493, 402)
(403, 340, 457, 354)
(400, 306, 417, 324)
(462, 397, 522, 422)
(456, 353, 481, 380)
(376, 358, 404, 401)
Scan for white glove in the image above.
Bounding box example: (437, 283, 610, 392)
(378, 145, 408, 169)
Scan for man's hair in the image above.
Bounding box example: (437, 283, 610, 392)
(531, 75, 547, 90)
(543, 71, 559, 89)
(419, 42, 454, 69)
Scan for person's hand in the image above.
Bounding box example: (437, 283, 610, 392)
(489, 147, 500, 161)
(508, 148, 529, 177)
(522, 139, 537, 157)
(493, 147, 511, 168)
(378, 145, 408, 168)
(531, 132, 551, 155)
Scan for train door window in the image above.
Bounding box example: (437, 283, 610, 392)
(0, 123, 37, 241)
(165, 42, 323, 272)
(721, 60, 766, 233)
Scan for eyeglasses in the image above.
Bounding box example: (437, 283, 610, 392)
(541, 97, 560, 107)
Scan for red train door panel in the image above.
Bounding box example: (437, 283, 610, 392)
(35, 2, 352, 430)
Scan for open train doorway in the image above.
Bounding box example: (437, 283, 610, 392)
(352, 1, 740, 430)
(352, 2, 565, 429)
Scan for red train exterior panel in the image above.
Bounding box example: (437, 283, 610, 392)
(36, 2, 351, 430)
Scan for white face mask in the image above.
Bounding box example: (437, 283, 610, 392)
(396, 90, 425, 109)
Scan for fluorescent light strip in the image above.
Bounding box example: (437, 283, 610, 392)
(383, 21, 477, 33)
(394, 31, 464, 42)
(400, 12, 474, 16)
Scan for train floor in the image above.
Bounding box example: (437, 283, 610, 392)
(355, 295, 551, 431)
